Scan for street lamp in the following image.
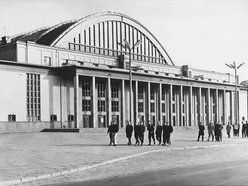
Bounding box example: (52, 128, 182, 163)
(118, 39, 142, 126)
(225, 62, 245, 125)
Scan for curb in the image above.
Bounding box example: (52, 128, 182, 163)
(0, 143, 240, 186)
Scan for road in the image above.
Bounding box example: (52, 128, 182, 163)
(45, 159, 248, 186)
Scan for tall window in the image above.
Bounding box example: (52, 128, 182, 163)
(98, 100, 106, 112)
(150, 89, 155, 100)
(111, 83, 119, 98)
(82, 81, 90, 96)
(27, 73, 41, 121)
(111, 101, 119, 112)
(97, 82, 106, 97)
(138, 87, 143, 99)
(82, 100, 91, 111)
(162, 103, 166, 113)
(138, 102, 144, 112)
(150, 103, 155, 113)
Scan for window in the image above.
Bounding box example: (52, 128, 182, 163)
(150, 89, 155, 100)
(82, 100, 91, 111)
(162, 103, 165, 113)
(27, 73, 41, 121)
(98, 100, 106, 112)
(111, 83, 119, 98)
(138, 102, 144, 112)
(43, 56, 51, 66)
(111, 101, 119, 112)
(82, 81, 91, 97)
(150, 103, 155, 113)
(97, 82, 106, 97)
(138, 87, 143, 99)
(172, 104, 175, 113)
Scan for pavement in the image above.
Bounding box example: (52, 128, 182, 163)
(0, 127, 248, 186)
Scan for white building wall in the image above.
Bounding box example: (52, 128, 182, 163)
(240, 90, 248, 122)
(0, 70, 26, 121)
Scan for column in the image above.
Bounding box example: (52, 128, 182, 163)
(147, 81, 151, 122)
(216, 89, 219, 123)
(159, 83, 162, 123)
(135, 81, 138, 125)
(230, 91, 233, 124)
(180, 85, 183, 126)
(237, 90, 240, 124)
(189, 86, 193, 126)
(107, 77, 111, 125)
(207, 88, 211, 123)
(121, 79, 126, 127)
(92, 76, 97, 128)
(198, 87, 202, 124)
(223, 90, 227, 125)
(74, 74, 79, 128)
(170, 84, 173, 125)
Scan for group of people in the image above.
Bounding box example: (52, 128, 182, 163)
(108, 120, 173, 146)
(197, 120, 248, 142)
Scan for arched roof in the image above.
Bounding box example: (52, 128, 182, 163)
(12, 12, 174, 65)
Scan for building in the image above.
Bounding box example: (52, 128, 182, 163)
(0, 12, 247, 133)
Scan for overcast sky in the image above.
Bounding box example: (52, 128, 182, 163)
(0, 0, 247, 81)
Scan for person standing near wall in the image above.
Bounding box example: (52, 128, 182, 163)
(107, 122, 116, 146)
(147, 120, 155, 145)
(155, 121, 162, 145)
(126, 121, 133, 145)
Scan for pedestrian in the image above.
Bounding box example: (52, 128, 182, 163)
(197, 122, 205, 141)
(242, 121, 247, 138)
(113, 121, 119, 145)
(147, 120, 155, 145)
(134, 122, 140, 145)
(214, 122, 219, 141)
(233, 123, 239, 137)
(125, 120, 133, 145)
(139, 121, 146, 145)
(246, 121, 248, 138)
(162, 122, 173, 146)
(226, 122, 231, 138)
(218, 123, 223, 141)
(207, 120, 215, 141)
(107, 121, 116, 146)
(155, 121, 162, 145)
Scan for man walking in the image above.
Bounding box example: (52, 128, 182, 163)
(139, 121, 146, 145)
(147, 121, 155, 145)
(107, 121, 116, 146)
(134, 122, 140, 145)
(155, 121, 162, 145)
(207, 120, 215, 141)
(162, 122, 173, 146)
(226, 122, 232, 138)
(126, 121, 133, 145)
(197, 122, 205, 141)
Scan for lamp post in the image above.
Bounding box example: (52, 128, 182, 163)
(225, 62, 245, 125)
(118, 39, 142, 125)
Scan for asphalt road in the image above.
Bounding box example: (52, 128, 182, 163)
(45, 159, 248, 186)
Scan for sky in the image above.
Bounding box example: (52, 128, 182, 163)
(0, 0, 247, 81)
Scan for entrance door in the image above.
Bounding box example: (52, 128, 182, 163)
(98, 115, 106, 128)
(83, 115, 90, 128)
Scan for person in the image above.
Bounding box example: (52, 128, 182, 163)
(139, 121, 146, 145)
(162, 122, 173, 146)
(218, 123, 223, 141)
(246, 121, 248, 138)
(197, 122, 205, 141)
(125, 121, 133, 145)
(113, 121, 119, 145)
(155, 121, 162, 145)
(207, 120, 215, 141)
(226, 122, 232, 138)
(233, 123, 239, 137)
(134, 122, 140, 145)
(242, 121, 247, 138)
(147, 120, 155, 145)
(107, 121, 117, 146)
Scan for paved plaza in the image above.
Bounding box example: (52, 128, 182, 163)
(1, 128, 248, 186)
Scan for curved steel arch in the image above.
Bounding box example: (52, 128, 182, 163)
(42, 12, 174, 65)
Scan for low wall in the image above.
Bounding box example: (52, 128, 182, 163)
(0, 121, 73, 133)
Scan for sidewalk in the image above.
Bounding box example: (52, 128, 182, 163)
(0, 127, 247, 185)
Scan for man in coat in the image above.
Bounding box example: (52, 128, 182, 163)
(126, 121, 133, 145)
(155, 121, 162, 145)
(139, 121, 146, 145)
(147, 120, 155, 145)
(197, 122, 205, 141)
(134, 122, 140, 145)
(107, 121, 116, 146)
(207, 120, 215, 141)
(226, 122, 232, 138)
(162, 122, 173, 146)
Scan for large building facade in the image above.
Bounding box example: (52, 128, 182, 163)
(0, 12, 247, 132)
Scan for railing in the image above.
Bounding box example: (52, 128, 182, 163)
(68, 43, 166, 64)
